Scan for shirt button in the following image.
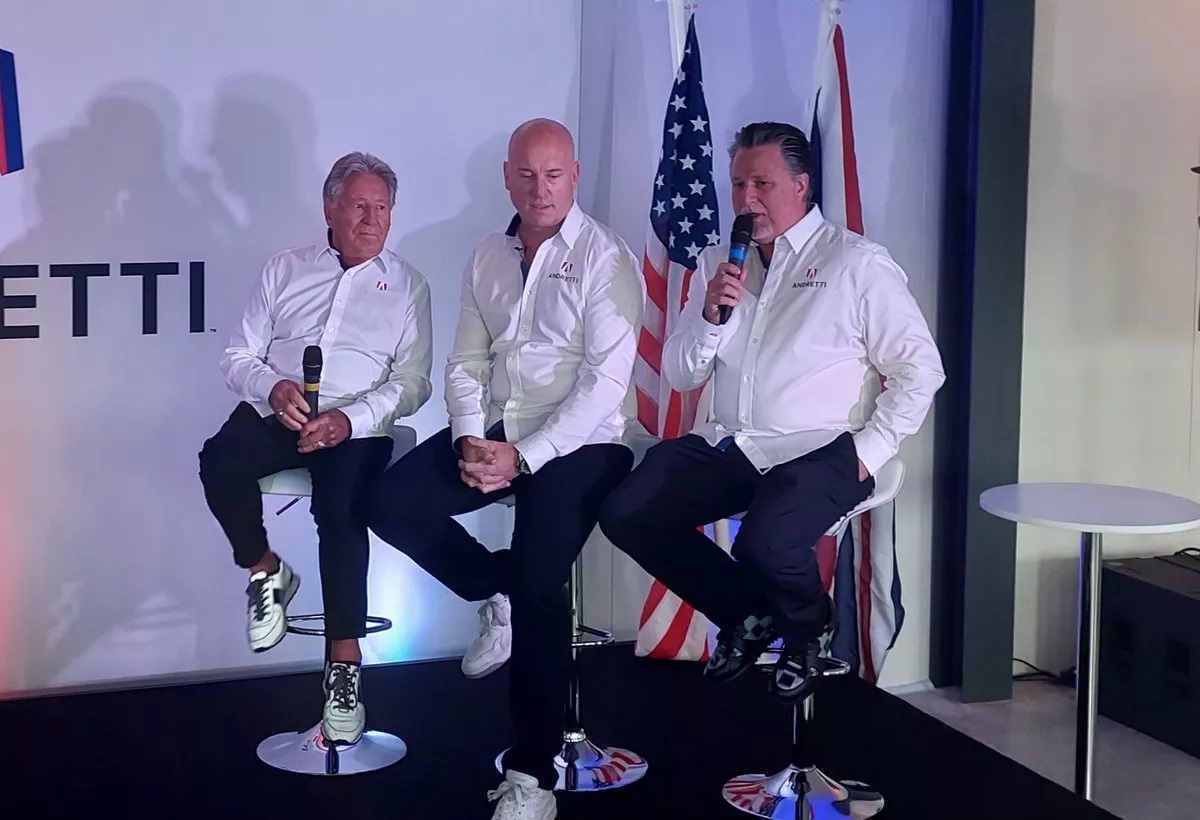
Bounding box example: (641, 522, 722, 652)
(751, 337, 759, 344)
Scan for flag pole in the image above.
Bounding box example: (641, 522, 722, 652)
(664, 0, 694, 74)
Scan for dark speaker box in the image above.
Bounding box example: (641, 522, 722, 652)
(1099, 551, 1200, 759)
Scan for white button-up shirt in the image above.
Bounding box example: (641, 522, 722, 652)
(221, 236, 433, 438)
(663, 204, 944, 476)
(445, 202, 644, 473)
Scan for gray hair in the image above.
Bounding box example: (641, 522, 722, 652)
(728, 122, 813, 180)
(322, 152, 398, 207)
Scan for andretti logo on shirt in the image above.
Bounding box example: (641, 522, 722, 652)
(794, 267, 826, 289)
(0, 48, 24, 176)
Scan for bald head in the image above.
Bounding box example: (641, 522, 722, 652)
(504, 118, 580, 232)
(508, 118, 576, 160)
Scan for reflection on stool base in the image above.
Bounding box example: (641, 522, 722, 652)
(723, 765, 884, 819)
(257, 722, 407, 776)
(494, 737, 648, 791)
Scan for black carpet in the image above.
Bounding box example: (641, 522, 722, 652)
(1, 644, 1116, 819)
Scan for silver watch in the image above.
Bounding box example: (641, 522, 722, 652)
(516, 450, 531, 475)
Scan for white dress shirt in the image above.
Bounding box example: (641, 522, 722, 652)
(663, 204, 944, 477)
(221, 236, 433, 438)
(445, 202, 644, 473)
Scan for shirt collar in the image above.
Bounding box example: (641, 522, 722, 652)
(319, 229, 385, 272)
(505, 200, 585, 250)
(774, 203, 825, 258)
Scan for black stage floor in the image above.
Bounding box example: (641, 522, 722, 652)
(2, 644, 1115, 819)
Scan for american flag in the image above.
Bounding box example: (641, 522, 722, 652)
(633, 14, 723, 662)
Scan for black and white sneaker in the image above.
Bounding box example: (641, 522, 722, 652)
(770, 624, 835, 704)
(245, 559, 299, 653)
(704, 614, 777, 683)
(322, 661, 365, 745)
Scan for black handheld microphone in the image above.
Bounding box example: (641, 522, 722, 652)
(718, 213, 756, 325)
(302, 345, 322, 422)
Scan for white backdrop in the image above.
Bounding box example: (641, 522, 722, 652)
(0, 0, 951, 698)
(0, 0, 581, 696)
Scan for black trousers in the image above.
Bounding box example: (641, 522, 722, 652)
(198, 402, 393, 640)
(366, 425, 633, 789)
(598, 432, 874, 649)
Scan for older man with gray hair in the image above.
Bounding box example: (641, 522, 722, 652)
(198, 152, 433, 746)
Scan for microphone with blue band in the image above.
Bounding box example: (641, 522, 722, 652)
(718, 213, 756, 325)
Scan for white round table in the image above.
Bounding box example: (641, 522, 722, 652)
(979, 482, 1200, 801)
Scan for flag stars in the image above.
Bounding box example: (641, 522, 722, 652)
(691, 115, 708, 132)
(653, 200, 667, 217)
(655, 174, 664, 189)
(679, 155, 696, 171)
(700, 142, 713, 157)
(689, 180, 706, 197)
(677, 217, 693, 234)
(671, 193, 687, 209)
(669, 122, 683, 139)
(671, 95, 686, 112)
(706, 231, 721, 246)
(685, 242, 702, 260)
(697, 205, 714, 221)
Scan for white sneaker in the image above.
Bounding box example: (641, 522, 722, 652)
(487, 769, 556, 820)
(322, 661, 365, 745)
(246, 559, 299, 652)
(462, 593, 511, 679)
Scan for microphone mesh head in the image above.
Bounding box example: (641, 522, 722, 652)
(303, 345, 322, 369)
(732, 213, 755, 243)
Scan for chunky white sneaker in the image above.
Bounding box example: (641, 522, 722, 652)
(246, 559, 299, 652)
(487, 769, 556, 820)
(322, 661, 365, 745)
(462, 593, 511, 679)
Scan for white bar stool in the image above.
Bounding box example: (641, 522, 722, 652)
(254, 424, 417, 776)
(489, 493, 649, 791)
(722, 458, 905, 819)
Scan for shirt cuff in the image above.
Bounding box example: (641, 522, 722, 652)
(337, 401, 372, 440)
(688, 310, 724, 365)
(851, 427, 892, 479)
(252, 368, 283, 406)
(513, 431, 557, 474)
(450, 414, 487, 447)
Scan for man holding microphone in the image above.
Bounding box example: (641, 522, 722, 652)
(600, 121, 944, 704)
(198, 152, 433, 747)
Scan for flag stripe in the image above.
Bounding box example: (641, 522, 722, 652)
(831, 26, 863, 234)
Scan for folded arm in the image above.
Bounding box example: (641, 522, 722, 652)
(852, 255, 946, 476)
(220, 258, 286, 405)
(445, 250, 494, 446)
(662, 250, 723, 392)
(514, 246, 645, 472)
(338, 274, 434, 438)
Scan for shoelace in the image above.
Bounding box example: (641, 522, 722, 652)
(246, 576, 270, 623)
(327, 664, 358, 711)
(487, 779, 536, 805)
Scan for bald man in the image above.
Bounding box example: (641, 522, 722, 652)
(367, 119, 643, 819)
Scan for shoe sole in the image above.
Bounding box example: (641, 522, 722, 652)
(462, 654, 510, 679)
(249, 571, 300, 653)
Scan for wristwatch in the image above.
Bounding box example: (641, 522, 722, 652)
(515, 449, 532, 475)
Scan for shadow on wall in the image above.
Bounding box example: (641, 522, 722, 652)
(0, 74, 324, 692)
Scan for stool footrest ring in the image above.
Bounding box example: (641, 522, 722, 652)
(285, 614, 393, 638)
(257, 722, 407, 776)
(495, 737, 648, 792)
(723, 765, 884, 818)
(573, 623, 614, 648)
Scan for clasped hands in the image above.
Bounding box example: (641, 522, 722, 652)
(269, 379, 351, 454)
(457, 436, 520, 493)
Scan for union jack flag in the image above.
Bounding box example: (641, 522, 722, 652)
(806, 0, 903, 684)
(633, 14, 723, 661)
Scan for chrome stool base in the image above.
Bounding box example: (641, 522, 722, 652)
(257, 722, 408, 776)
(723, 766, 883, 819)
(494, 737, 649, 791)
